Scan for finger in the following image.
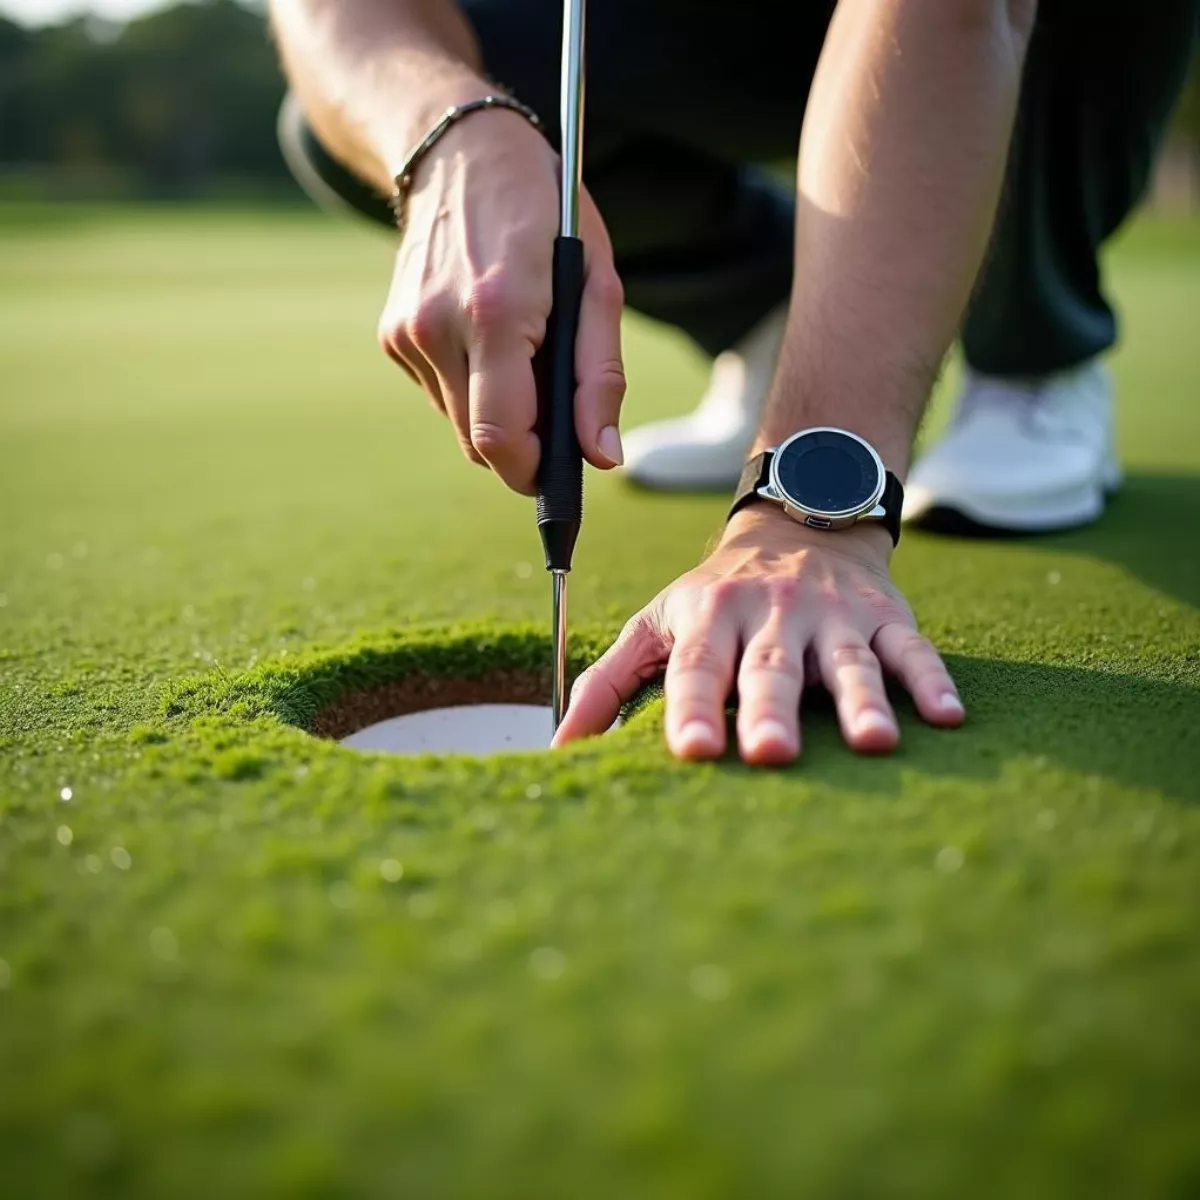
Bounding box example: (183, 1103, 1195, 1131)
(552, 613, 669, 746)
(379, 326, 444, 411)
(465, 277, 543, 492)
(871, 623, 965, 727)
(663, 587, 742, 760)
(573, 262, 627, 470)
(735, 615, 806, 767)
(815, 629, 899, 754)
(437, 353, 487, 468)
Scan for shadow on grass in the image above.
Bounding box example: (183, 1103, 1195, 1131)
(1043, 471, 1200, 610)
(777, 654, 1199, 805)
(914, 471, 1200, 610)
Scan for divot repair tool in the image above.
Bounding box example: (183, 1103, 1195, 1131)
(537, 0, 587, 732)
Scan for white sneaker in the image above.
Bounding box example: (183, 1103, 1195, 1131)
(904, 359, 1123, 534)
(623, 305, 788, 490)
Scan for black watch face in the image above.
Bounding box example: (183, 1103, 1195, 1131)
(773, 430, 882, 516)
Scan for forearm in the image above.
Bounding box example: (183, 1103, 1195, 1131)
(760, 0, 1037, 472)
(269, 0, 488, 192)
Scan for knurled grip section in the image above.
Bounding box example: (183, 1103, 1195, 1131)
(535, 236, 585, 531)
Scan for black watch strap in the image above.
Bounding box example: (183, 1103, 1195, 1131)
(728, 450, 905, 546)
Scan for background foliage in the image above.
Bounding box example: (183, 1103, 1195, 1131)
(0, 0, 1196, 200)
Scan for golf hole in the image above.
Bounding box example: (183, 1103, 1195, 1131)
(311, 669, 557, 756)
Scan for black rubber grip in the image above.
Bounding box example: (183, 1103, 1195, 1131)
(535, 235, 585, 571)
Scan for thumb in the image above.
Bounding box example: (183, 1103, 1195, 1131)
(552, 610, 669, 747)
(573, 259, 627, 470)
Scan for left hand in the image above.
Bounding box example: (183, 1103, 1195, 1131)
(552, 505, 965, 764)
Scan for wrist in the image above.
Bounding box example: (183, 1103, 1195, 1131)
(723, 501, 894, 562)
(376, 73, 512, 177)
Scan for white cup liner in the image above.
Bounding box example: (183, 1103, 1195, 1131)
(339, 704, 555, 756)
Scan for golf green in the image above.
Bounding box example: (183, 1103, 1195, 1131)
(1, 205, 1198, 1198)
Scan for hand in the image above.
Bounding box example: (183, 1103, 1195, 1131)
(554, 505, 965, 764)
(377, 109, 626, 495)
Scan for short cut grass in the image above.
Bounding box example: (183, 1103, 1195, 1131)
(0, 205, 1198, 1198)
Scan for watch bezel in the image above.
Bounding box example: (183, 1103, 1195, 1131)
(763, 427, 887, 527)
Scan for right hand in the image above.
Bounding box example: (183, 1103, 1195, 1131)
(377, 108, 627, 495)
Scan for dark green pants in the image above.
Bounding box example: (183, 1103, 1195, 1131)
(282, 0, 1198, 375)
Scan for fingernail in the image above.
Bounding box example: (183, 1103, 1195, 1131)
(938, 692, 965, 717)
(852, 711, 896, 741)
(678, 720, 719, 754)
(752, 719, 793, 750)
(597, 424, 624, 466)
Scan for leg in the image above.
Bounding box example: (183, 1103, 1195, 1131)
(907, 0, 1200, 534)
(963, 0, 1200, 375)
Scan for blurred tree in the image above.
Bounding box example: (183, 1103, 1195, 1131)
(0, 0, 287, 196)
(0, 2, 1194, 201)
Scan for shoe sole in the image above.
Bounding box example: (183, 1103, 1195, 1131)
(907, 462, 1123, 537)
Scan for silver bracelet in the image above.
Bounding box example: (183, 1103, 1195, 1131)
(389, 94, 544, 238)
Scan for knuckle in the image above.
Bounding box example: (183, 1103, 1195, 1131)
(831, 643, 876, 670)
(699, 578, 745, 617)
(593, 268, 625, 312)
(766, 575, 802, 608)
(407, 297, 453, 352)
(741, 643, 802, 681)
(899, 632, 933, 661)
(377, 312, 406, 358)
(619, 612, 655, 652)
(465, 276, 521, 334)
(671, 641, 723, 677)
(591, 358, 628, 402)
(570, 664, 597, 700)
(469, 420, 515, 460)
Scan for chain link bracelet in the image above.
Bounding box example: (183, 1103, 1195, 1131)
(389, 95, 544, 239)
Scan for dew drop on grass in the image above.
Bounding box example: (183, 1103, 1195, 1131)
(110, 846, 131, 870)
(935, 845, 965, 874)
(689, 964, 730, 1002)
(529, 946, 566, 980)
(56, 825, 73, 846)
(149, 927, 178, 961)
(82, 855, 102, 874)
(514, 561, 533, 580)
(59, 786, 73, 802)
(525, 784, 543, 800)
(1047, 571, 1062, 585)
(379, 858, 404, 883)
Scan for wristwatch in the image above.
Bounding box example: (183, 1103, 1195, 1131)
(728, 427, 904, 545)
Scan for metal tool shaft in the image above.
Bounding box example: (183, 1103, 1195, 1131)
(559, 0, 586, 238)
(544, 0, 586, 734)
(551, 569, 569, 729)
